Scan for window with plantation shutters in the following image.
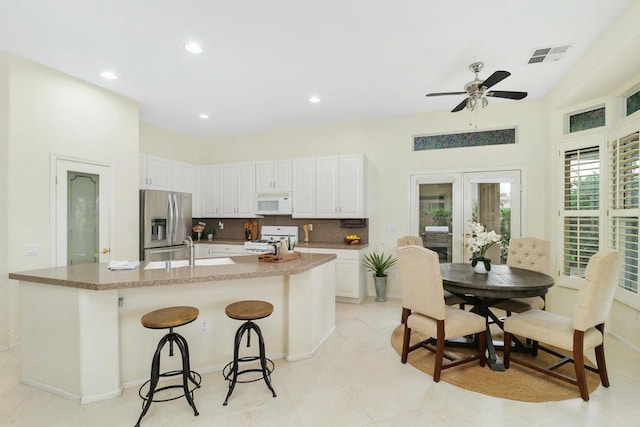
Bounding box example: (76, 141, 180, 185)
(562, 146, 600, 277)
(609, 131, 640, 295)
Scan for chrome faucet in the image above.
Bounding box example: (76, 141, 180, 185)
(183, 236, 195, 265)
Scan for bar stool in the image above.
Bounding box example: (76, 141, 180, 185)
(135, 306, 201, 427)
(222, 300, 277, 405)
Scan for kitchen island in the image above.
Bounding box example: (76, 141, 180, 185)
(10, 252, 336, 404)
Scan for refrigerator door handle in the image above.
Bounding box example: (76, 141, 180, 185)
(167, 193, 174, 245)
(173, 193, 179, 242)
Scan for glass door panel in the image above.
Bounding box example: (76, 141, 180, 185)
(67, 172, 99, 265)
(464, 171, 521, 264)
(419, 183, 453, 262)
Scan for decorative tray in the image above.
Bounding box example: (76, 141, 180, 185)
(258, 252, 300, 263)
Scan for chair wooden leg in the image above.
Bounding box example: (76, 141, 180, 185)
(595, 324, 610, 387)
(400, 307, 411, 324)
(433, 320, 445, 382)
(503, 331, 511, 369)
(573, 330, 589, 401)
(477, 330, 486, 367)
(401, 322, 411, 364)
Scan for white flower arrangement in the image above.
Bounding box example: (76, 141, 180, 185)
(466, 220, 501, 270)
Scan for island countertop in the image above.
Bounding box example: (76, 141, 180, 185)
(9, 252, 336, 291)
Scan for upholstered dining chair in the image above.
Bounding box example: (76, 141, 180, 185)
(503, 250, 623, 401)
(493, 237, 550, 314)
(398, 245, 486, 382)
(397, 236, 465, 307)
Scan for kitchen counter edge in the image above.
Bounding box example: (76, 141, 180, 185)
(9, 253, 337, 291)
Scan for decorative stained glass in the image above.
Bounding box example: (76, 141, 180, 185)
(626, 89, 640, 117)
(568, 107, 605, 133)
(413, 128, 516, 151)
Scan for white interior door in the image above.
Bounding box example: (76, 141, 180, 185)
(53, 157, 112, 266)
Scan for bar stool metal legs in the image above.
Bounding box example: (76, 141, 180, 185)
(223, 319, 276, 405)
(222, 300, 276, 406)
(136, 306, 200, 426)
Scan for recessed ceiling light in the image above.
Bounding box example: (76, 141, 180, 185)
(185, 42, 204, 54)
(308, 96, 320, 103)
(100, 71, 118, 80)
(198, 113, 210, 119)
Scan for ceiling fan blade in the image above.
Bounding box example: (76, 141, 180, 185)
(452, 98, 469, 112)
(425, 91, 467, 97)
(481, 71, 510, 89)
(487, 90, 528, 100)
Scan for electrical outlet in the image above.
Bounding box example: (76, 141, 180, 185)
(200, 320, 208, 335)
(25, 243, 39, 256)
(118, 297, 124, 307)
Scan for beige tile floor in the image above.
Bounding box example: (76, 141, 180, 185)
(1, 297, 640, 426)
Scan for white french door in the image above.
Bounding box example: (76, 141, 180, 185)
(52, 156, 112, 266)
(410, 169, 521, 263)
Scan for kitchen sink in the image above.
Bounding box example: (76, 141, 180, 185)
(144, 258, 235, 270)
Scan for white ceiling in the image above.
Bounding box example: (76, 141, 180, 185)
(0, 0, 633, 138)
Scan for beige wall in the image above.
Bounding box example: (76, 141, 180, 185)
(2, 53, 140, 347)
(139, 121, 203, 164)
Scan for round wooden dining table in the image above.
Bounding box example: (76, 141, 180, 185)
(440, 263, 554, 371)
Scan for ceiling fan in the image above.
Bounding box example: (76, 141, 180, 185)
(426, 62, 528, 112)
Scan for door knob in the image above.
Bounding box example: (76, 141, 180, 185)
(101, 248, 110, 254)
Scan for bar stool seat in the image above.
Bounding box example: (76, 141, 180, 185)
(223, 300, 276, 405)
(135, 306, 201, 427)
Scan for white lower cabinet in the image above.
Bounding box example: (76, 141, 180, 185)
(297, 247, 366, 302)
(196, 244, 248, 258)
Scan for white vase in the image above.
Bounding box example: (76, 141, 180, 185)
(474, 262, 489, 274)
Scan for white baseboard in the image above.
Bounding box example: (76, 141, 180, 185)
(21, 376, 123, 404)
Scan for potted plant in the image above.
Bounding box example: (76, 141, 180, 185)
(362, 251, 397, 302)
(204, 227, 215, 241)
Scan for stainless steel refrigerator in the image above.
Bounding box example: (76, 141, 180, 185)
(140, 190, 192, 261)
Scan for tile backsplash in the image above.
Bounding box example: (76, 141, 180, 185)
(192, 216, 368, 244)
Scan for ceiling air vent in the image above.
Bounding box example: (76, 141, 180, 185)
(527, 45, 571, 64)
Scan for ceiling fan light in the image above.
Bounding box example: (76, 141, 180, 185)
(467, 97, 477, 111)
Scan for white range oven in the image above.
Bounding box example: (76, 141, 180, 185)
(243, 225, 299, 254)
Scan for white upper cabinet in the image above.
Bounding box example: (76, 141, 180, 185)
(314, 154, 365, 218)
(171, 160, 195, 194)
(201, 165, 221, 217)
(255, 160, 292, 193)
(315, 156, 340, 217)
(292, 158, 316, 218)
(192, 165, 202, 217)
(337, 154, 365, 217)
(220, 162, 255, 217)
(140, 155, 171, 190)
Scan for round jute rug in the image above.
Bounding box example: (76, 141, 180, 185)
(390, 325, 600, 402)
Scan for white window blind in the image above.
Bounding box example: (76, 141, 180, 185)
(563, 146, 600, 277)
(609, 131, 639, 294)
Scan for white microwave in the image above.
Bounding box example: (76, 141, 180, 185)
(256, 192, 292, 215)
